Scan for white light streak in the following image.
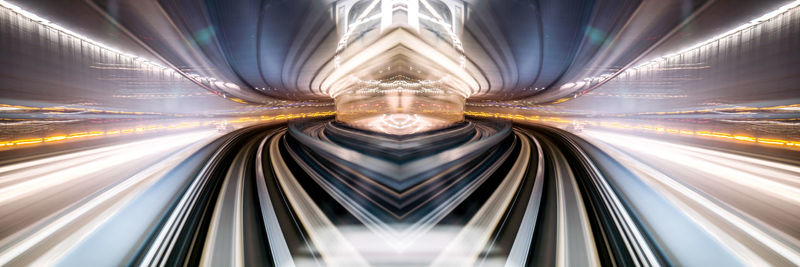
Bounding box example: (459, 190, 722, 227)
(560, 0, 800, 97)
(0, 1, 242, 93)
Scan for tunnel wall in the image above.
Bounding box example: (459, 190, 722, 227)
(566, 4, 800, 113)
(0, 4, 237, 113)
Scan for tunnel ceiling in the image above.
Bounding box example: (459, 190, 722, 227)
(21, 0, 787, 105)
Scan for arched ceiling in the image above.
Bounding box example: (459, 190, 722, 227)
(80, 0, 718, 104)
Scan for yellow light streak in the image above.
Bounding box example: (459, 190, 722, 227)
(13, 138, 43, 145)
(44, 135, 67, 142)
(464, 111, 800, 150)
(1, 111, 335, 150)
(552, 98, 570, 104)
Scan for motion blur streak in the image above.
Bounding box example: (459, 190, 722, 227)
(0, 130, 218, 265)
(1, 0, 799, 266)
(584, 130, 800, 264)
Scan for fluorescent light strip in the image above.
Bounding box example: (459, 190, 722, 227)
(561, 0, 800, 93)
(0, 0, 240, 90)
(641, 0, 800, 68)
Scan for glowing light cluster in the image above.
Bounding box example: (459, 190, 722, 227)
(349, 75, 455, 95)
(354, 113, 450, 134)
(355, 87, 445, 94)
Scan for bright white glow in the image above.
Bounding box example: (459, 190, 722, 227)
(381, 0, 394, 31)
(407, 0, 420, 31)
(324, 29, 479, 98)
(225, 82, 241, 90)
(351, 114, 454, 135)
(350, 77, 451, 95)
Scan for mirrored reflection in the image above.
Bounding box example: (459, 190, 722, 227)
(1, 0, 800, 266)
(334, 76, 464, 134)
(329, 0, 470, 134)
(349, 114, 446, 135)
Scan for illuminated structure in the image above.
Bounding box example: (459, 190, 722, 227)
(0, 0, 799, 266)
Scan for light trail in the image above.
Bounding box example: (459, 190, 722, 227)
(583, 130, 800, 265)
(0, 111, 334, 150)
(0, 0, 798, 265)
(465, 111, 800, 149)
